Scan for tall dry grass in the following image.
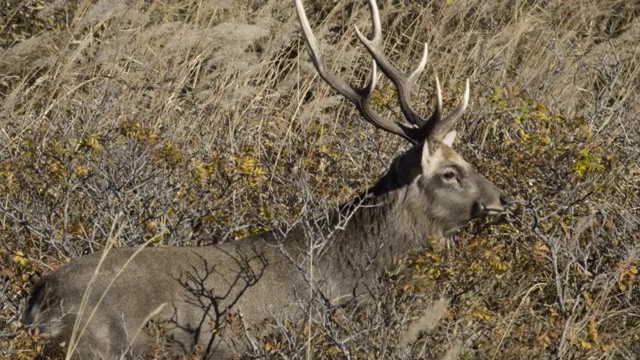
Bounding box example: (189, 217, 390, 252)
(1, 0, 639, 358)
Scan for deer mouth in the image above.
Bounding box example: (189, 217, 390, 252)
(472, 203, 505, 218)
(484, 208, 505, 216)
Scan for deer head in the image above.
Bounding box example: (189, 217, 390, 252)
(295, 0, 509, 240)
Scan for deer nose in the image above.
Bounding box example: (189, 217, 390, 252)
(500, 193, 511, 208)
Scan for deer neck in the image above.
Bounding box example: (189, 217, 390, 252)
(318, 147, 436, 296)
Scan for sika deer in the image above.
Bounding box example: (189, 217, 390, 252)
(23, 0, 509, 358)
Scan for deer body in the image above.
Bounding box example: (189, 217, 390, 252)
(23, 1, 509, 358)
(26, 237, 307, 358)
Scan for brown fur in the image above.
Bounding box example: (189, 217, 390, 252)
(24, 140, 508, 359)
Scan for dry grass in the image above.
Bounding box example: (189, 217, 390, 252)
(1, 0, 639, 358)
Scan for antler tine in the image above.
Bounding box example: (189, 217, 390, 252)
(431, 76, 443, 124)
(295, 0, 419, 143)
(427, 79, 469, 139)
(355, 0, 473, 143)
(354, 0, 432, 129)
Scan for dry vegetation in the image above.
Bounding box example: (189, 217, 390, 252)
(1, 0, 639, 359)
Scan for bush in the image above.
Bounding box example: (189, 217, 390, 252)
(1, 0, 638, 358)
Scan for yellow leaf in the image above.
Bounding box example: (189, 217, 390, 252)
(76, 166, 91, 177)
(533, 241, 550, 254)
(12, 250, 29, 266)
(540, 135, 551, 145)
(601, 341, 615, 351)
(587, 318, 598, 343)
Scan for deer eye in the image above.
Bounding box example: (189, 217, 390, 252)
(443, 171, 456, 180)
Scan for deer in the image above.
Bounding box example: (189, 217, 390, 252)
(22, 0, 510, 358)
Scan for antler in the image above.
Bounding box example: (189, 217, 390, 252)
(295, 0, 469, 144)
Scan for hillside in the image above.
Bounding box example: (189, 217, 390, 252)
(1, 0, 639, 358)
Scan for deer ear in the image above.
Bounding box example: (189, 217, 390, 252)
(421, 141, 431, 172)
(442, 130, 457, 147)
